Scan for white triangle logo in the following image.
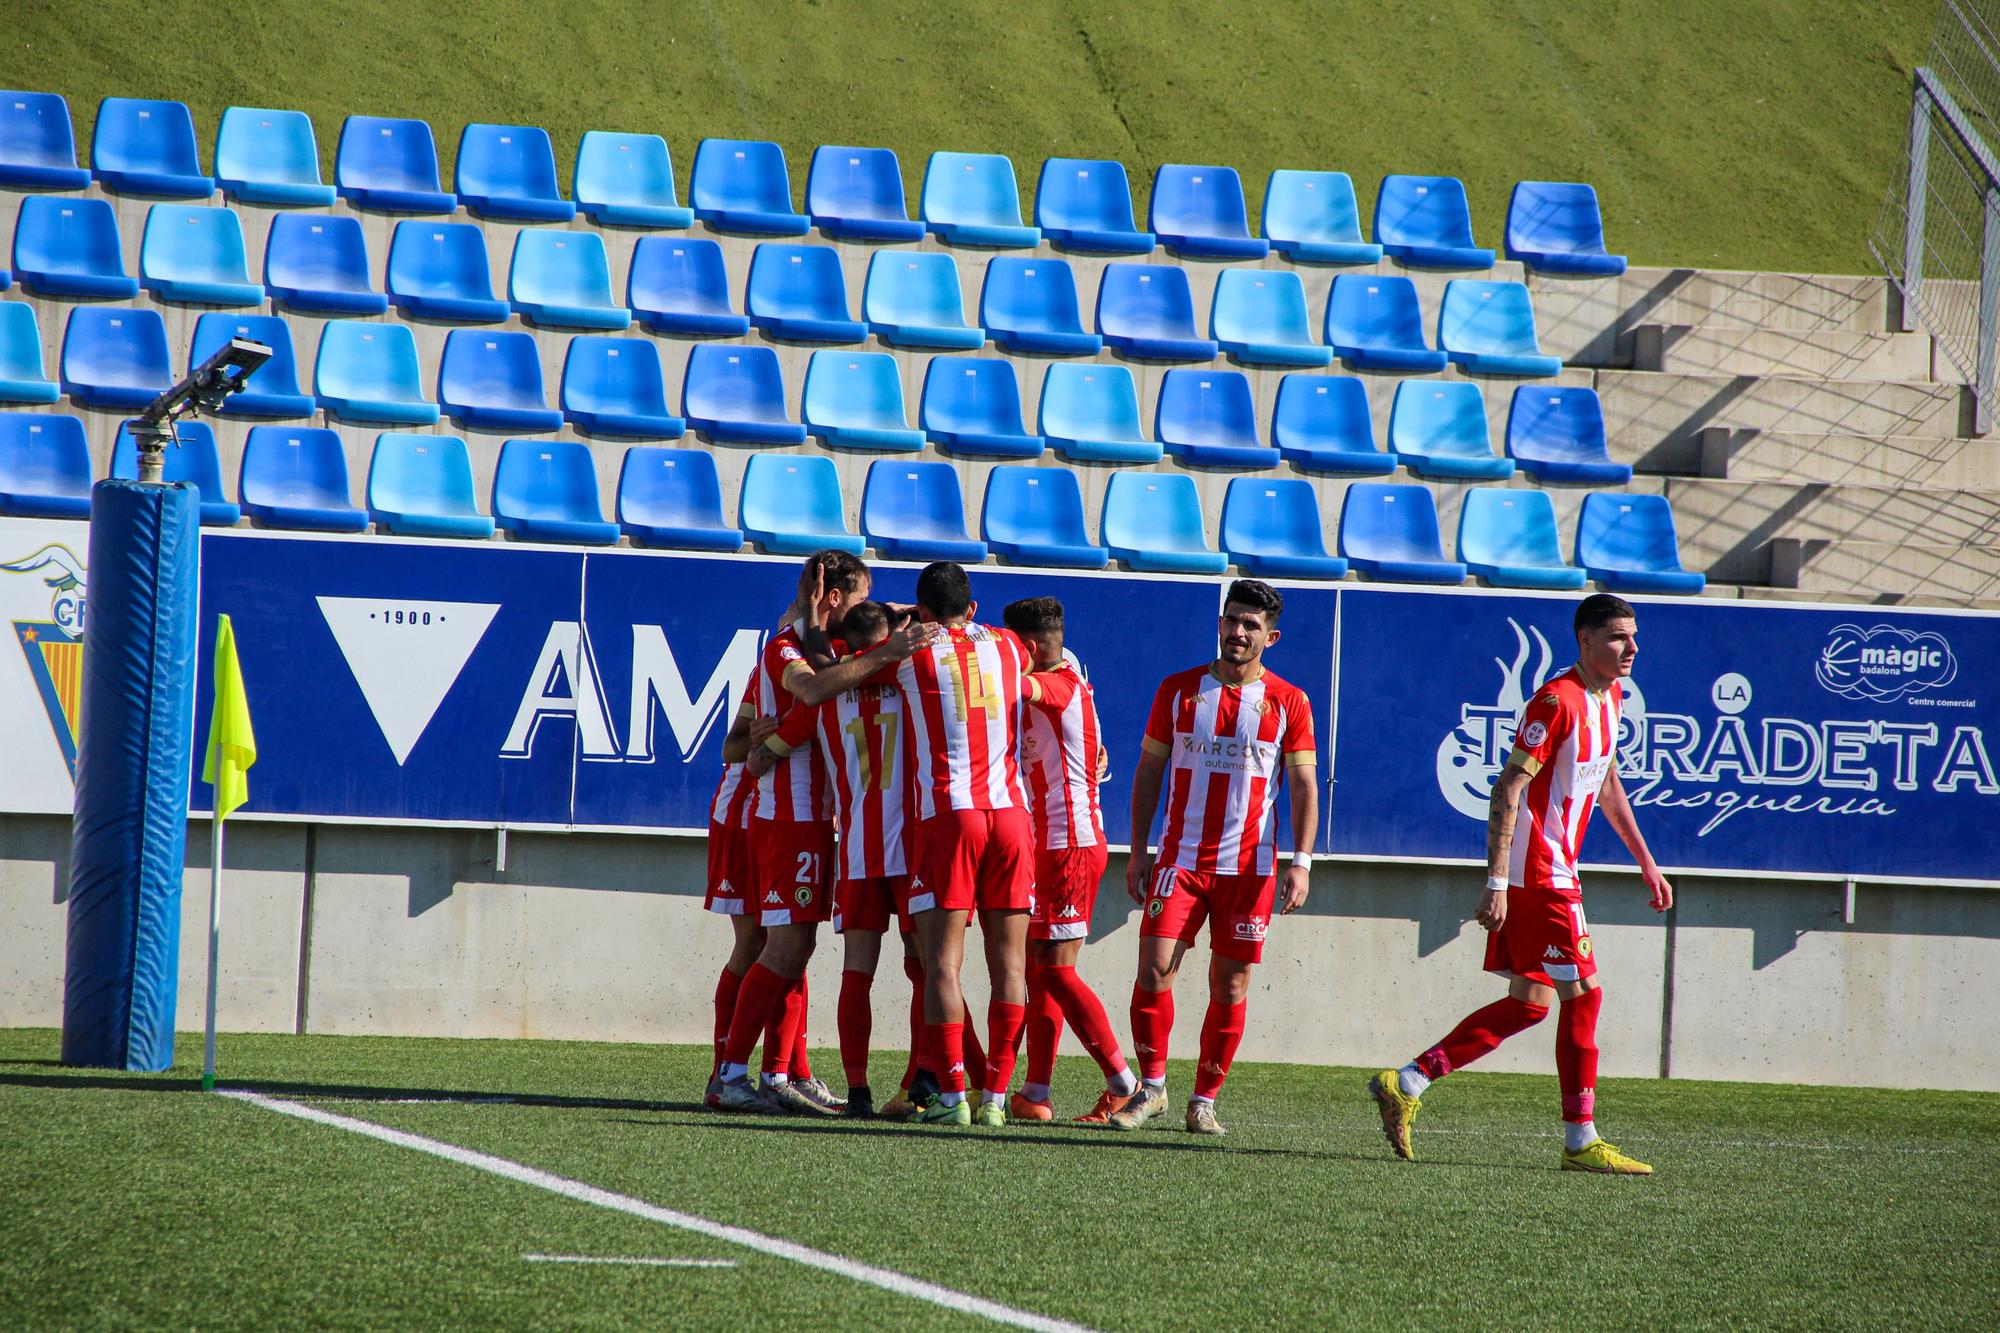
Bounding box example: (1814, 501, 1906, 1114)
(317, 596, 501, 765)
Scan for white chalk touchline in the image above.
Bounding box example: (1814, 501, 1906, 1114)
(524, 1254, 738, 1269)
(220, 1090, 1095, 1333)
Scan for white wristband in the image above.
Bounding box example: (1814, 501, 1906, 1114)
(1485, 875, 1508, 894)
(1290, 853, 1315, 872)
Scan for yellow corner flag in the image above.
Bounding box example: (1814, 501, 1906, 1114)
(202, 613, 257, 819)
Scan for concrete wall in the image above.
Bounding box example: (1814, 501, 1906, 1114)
(3, 812, 1993, 1091)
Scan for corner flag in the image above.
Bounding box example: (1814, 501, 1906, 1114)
(202, 613, 256, 818)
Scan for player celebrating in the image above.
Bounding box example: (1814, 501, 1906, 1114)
(1369, 593, 1672, 1174)
(1112, 579, 1318, 1136)
(1001, 597, 1140, 1124)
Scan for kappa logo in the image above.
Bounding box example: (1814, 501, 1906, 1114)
(2, 544, 87, 779)
(1544, 945, 1564, 960)
(1815, 624, 1958, 702)
(1057, 904, 1082, 919)
(718, 879, 734, 895)
(764, 889, 782, 904)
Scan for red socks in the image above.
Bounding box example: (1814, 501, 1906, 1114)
(984, 1000, 1027, 1095)
(1193, 998, 1247, 1100)
(931, 1021, 967, 1092)
(721, 962, 789, 1069)
(1024, 959, 1063, 1087)
(963, 1011, 989, 1091)
(837, 968, 873, 1090)
(1416, 994, 1550, 1082)
(1043, 964, 1126, 1078)
(1130, 983, 1175, 1083)
(711, 967, 744, 1079)
(788, 975, 813, 1081)
(1557, 987, 1603, 1123)
(763, 974, 809, 1078)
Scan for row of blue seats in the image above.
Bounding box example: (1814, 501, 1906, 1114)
(0, 91, 1626, 274)
(0, 412, 1699, 592)
(0, 301, 1626, 479)
(3, 197, 1564, 373)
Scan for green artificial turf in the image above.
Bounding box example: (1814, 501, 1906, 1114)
(2, 1027, 1994, 1330)
(5, 0, 1933, 274)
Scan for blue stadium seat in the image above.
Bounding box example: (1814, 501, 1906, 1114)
(560, 336, 685, 438)
(1101, 471, 1226, 574)
(919, 357, 1043, 458)
(213, 106, 335, 206)
(861, 460, 988, 562)
(979, 257, 1101, 356)
(690, 138, 808, 235)
(802, 350, 926, 451)
(110, 419, 240, 524)
(91, 97, 213, 197)
(455, 123, 574, 223)
(807, 145, 925, 242)
(1221, 477, 1348, 579)
(509, 229, 630, 329)
(863, 251, 983, 350)
(1271, 374, 1395, 475)
(11, 196, 140, 299)
(0, 412, 91, 518)
(335, 115, 455, 214)
(262, 213, 388, 314)
(139, 203, 264, 306)
(681, 344, 807, 445)
(1574, 492, 1706, 594)
(574, 131, 693, 228)
(616, 446, 742, 550)
(1438, 279, 1561, 376)
(0, 302, 59, 404)
(387, 220, 510, 322)
(237, 425, 368, 532)
(1387, 381, 1514, 480)
(61, 307, 170, 409)
(313, 319, 441, 425)
(1210, 268, 1332, 367)
(746, 243, 866, 344)
(1149, 164, 1269, 260)
(1323, 273, 1447, 371)
(491, 438, 618, 545)
(1035, 158, 1154, 254)
(1337, 482, 1467, 584)
(1036, 363, 1160, 464)
(1261, 170, 1381, 264)
(738, 452, 863, 555)
(438, 329, 563, 433)
(980, 465, 1108, 569)
(366, 432, 495, 539)
(1506, 181, 1626, 277)
(920, 151, 1040, 248)
(1155, 368, 1278, 469)
(1456, 487, 1585, 590)
(1505, 386, 1631, 485)
(628, 236, 749, 337)
(0, 91, 91, 189)
(1095, 263, 1217, 361)
(189, 313, 314, 417)
(1373, 174, 1494, 269)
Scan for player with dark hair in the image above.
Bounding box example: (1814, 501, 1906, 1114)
(1370, 592, 1673, 1173)
(1112, 579, 1319, 1135)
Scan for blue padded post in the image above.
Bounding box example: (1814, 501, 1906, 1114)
(61, 480, 200, 1071)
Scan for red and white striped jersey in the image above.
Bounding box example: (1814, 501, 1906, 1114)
(775, 682, 909, 880)
(751, 621, 831, 823)
(1506, 667, 1624, 893)
(708, 662, 765, 830)
(1142, 665, 1316, 876)
(1019, 662, 1102, 850)
(884, 622, 1032, 820)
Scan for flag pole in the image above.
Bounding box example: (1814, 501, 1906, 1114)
(203, 813, 223, 1091)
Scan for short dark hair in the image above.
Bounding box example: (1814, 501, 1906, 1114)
(840, 600, 891, 644)
(916, 561, 973, 618)
(798, 549, 870, 600)
(1224, 578, 1284, 626)
(1003, 596, 1064, 635)
(1575, 593, 1636, 634)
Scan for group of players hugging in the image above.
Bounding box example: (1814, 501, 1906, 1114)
(699, 550, 1671, 1173)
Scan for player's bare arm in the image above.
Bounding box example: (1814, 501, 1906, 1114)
(1479, 764, 1533, 931)
(1279, 761, 1318, 914)
(1596, 767, 1673, 912)
(1125, 746, 1167, 904)
(787, 622, 927, 706)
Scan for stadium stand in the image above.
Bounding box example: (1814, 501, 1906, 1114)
(806, 145, 925, 242)
(920, 151, 1041, 249)
(237, 426, 369, 532)
(802, 350, 926, 452)
(863, 251, 984, 350)
(1323, 273, 1447, 371)
(90, 96, 213, 197)
(455, 122, 574, 223)
(1210, 268, 1333, 367)
(1503, 385, 1630, 484)
(1574, 492, 1707, 594)
(110, 419, 240, 525)
(0, 91, 92, 189)
(1155, 368, 1279, 469)
(365, 432, 495, 539)
(1505, 180, 1627, 276)
(1387, 381, 1515, 480)
(60, 306, 170, 408)
(980, 465, 1109, 569)
(189, 313, 314, 418)
(738, 452, 863, 554)
(262, 213, 389, 315)
(627, 236, 749, 337)
(1437, 279, 1562, 376)
(1260, 170, 1382, 264)
(1270, 373, 1396, 475)
(1035, 158, 1155, 254)
(573, 131, 694, 229)
(615, 445, 742, 551)
(1036, 362, 1161, 463)
(491, 438, 619, 545)
(681, 344, 807, 445)
(1149, 164, 1270, 260)
(559, 336, 686, 439)
(0, 303, 59, 405)
(313, 319, 441, 425)
(1220, 477, 1348, 579)
(1095, 264, 1218, 361)
(437, 329, 564, 433)
(0, 411, 91, 518)
(1455, 486, 1586, 589)
(1337, 482, 1468, 583)
(213, 107, 335, 206)
(1101, 471, 1228, 573)
(860, 459, 989, 562)
(138, 204, 264, 307)
(746, 243, 866, 344)
(508, 229, 631, 329)
(335, 115, 455, 214)
(919, 356, 1043, 457)
(979, 257, 1102, 356)
(1372, 174, 1494, 269)
(11, 196, 141, 299)
(386, 220, 510, 322)
(689, 138, 809, 235)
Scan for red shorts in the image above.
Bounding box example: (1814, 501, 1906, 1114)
(908, 807, 1034, 915)
(751, 818, 837, 927)
(834, 875, 909, 935)
(1484, 886, 1597, 987)
(1139, 862, 1277, 963)
(701, 819, 751, 916)
(1030, 842, 1109, 941)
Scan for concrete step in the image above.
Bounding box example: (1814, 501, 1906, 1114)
(1766, 539, 2000, 604)
(1632, 324, 1936, 382)
(1617, 267, 1890, 336)
(1697, 428, 2000, 489)
(1662, 478, 2000, 582)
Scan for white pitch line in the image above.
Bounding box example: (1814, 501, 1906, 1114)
(221, 1091, 1095, 1333)
(524, 1254, 738, 1269)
